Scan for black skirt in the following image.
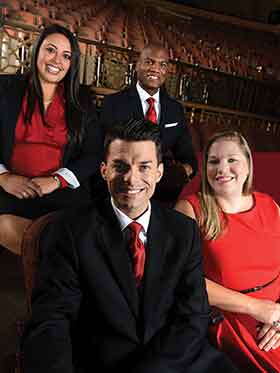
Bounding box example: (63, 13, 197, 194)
(0, 184, 93, 219)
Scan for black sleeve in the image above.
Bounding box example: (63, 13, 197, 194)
(65, 86, 104, 182)
(0, 75, 20, 166)
(0, 74, 14, 94)
(172, 103, 198, 177)
(99, 93, 115, 132)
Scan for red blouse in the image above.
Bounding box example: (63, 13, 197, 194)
(10, 85, 68, 181)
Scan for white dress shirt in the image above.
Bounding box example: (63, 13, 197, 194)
(0, 165, 79, 189)
(111, 197, 151, 247)
(136, 81, 160, 124)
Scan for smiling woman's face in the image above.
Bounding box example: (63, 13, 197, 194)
(36, 33, 72, 86)
(206, 139, 249, 197)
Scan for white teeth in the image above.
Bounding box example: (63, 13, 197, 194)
(147, 75, 159, 80)
(125, 187, 145, 194)
(46, 65, 60, 74)
(127, 189, 142, 194)
(216, 176, 233, 182)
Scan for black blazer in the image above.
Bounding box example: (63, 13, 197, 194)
(22, 200, 218, 373)
(0, 74, 104, 184)
(100, 85, 198, 176)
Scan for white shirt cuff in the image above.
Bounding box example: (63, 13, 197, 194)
(56, 168, 80, 189)
(0, 164, 9, 174)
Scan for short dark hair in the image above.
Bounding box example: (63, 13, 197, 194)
(140, 43, 168, 54)
(104, 118, 162, 163)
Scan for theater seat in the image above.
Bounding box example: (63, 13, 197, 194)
(8, 10, 43, 27)
(14, 212, 58, 373)
(21, 212, 58, 311)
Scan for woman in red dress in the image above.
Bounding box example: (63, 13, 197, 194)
(175, 131, 280, 372)
(0, 24, 103, 255)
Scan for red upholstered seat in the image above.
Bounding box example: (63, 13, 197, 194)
(21, 212, 58, 311)
(9, 9, 43, 26)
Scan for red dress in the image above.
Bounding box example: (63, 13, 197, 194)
(187, 192, 280, 373)
(10, 86, 67, 178)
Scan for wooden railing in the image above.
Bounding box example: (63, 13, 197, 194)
(1, 21, 280, 151)
(184, 102, 280, 152)
(1, 21, 280, 115)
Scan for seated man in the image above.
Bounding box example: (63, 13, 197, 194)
(100, 43, 198, 202)
(22, 119, 238, 373)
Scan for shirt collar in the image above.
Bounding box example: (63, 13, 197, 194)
(136, 81, 160, 104)
(111, 197, 151, 234)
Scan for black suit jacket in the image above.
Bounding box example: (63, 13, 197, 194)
(22, 200, 219, 373)
(0, 74, 104, 184)
(100, 85, 198, 176)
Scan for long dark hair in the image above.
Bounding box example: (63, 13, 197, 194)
(24, 24, 84, 144)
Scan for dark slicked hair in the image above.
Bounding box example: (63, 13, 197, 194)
(104, 118, 162, 164)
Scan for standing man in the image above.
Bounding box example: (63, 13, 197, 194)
(100, 44, 198, 201)
(22, 119, 238, 373)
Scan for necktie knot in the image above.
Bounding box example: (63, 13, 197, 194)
(146, 97, 155, 105)
(145, 97, 157, 124)
(129, 221, 142, 237)
(128, 222, 145, 285)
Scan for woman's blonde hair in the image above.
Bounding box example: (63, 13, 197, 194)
(198, 130, 253, 239)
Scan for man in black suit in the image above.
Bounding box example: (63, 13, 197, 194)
(100, 44, 198, 201)
(22, 119, 238, 373)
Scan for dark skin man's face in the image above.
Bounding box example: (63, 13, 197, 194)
(136, 47, 169, 95)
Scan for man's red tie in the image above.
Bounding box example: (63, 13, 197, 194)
(145, 97, 157, 124)
(128, 222, 145, 286)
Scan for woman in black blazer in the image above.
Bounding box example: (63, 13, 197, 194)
(0, 24, 103, 254)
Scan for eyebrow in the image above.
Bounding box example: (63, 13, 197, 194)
(112, 159, 125, 164)
(46, 42, 71, 54)
(144, 57, 169, 63)
(113, 159, 153, 163)
(208, 153, 239, 158)
(112, 160, 153, 166)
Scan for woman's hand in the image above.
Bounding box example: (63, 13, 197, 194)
(0, 173, 42, 199)
(206, 279, 280, 327)
(248, 297, 280, 327)
(257, 323, 280, 351)
(31, 176, 60, 195)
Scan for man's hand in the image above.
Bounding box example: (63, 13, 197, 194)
(0, 173, 42, 199)
(31, 176, 60, 195)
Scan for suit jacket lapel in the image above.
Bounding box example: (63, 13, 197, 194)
(62, 101, 80, 165)
(99, 200, 139, 318)
(128, 86, 144, 119)
(159, 89, 167, 127)
(2, 77, 27, 164)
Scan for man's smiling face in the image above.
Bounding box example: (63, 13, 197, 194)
(101, 139, 163, 219)
(136, 46, 169, 96)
